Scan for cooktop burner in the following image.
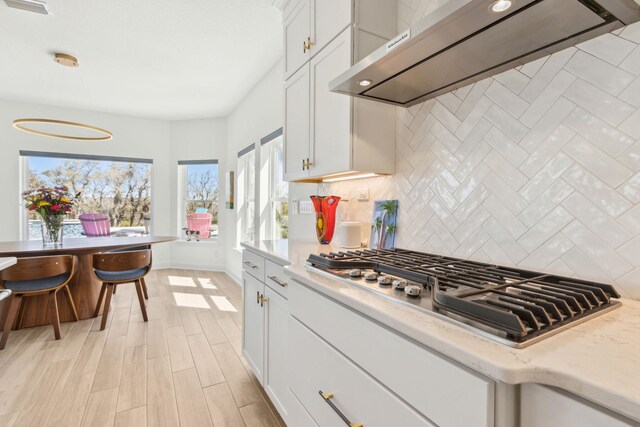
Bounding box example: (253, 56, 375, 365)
(307, 248, 621, 348)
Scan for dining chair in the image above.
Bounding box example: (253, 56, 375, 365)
(93, 249, 151, 331)
(0, 255, 78, 350)
(107, 246, 151, 299)
(79, 213, 111, 237)
(186, 212, 213, 239)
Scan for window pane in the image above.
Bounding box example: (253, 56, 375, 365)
(25, 156, 151, 239)
(274, 201, 288, 239)
(184, 163, 218, 240)
(272, 141, 288, 199)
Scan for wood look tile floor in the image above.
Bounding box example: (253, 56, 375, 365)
(0, 269, 286, 427)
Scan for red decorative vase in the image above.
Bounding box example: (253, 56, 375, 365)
(310, 195, 340, 244)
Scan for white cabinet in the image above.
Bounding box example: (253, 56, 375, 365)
(241, 248, 315, 425)
(283, 0, 310, 78)
(263, 287, 289, 418)
(242, 272, 265, 383)
(284, 64, 310, 181)
(521, 384, 637, 427)
(283, 0, 398, 183)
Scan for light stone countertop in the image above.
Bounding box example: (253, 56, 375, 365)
(241, 239, 640, 423)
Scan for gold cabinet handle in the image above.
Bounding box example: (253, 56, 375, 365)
(256, 291, 260, 304)
(302, 158, 306, 171)
(303, 158, 313, 169)
(307, 37, 314, 48)
(268, 275, 288, 288)
(319, 390, 363, 427)
(244, 261, 257, 269)
(260, 294, 268, 307)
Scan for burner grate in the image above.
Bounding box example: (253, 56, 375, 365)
(308, 248, 621, 341)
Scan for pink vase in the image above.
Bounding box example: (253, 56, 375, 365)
(310, 196, 340, 244)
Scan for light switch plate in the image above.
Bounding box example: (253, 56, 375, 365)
(299, 200, 314, 214)
(357, 188, 370, 201)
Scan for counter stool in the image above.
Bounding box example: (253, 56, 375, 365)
(93, 249, 151, 331)
(0, 255, 78, 350)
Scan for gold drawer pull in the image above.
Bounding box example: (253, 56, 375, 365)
(268, 275, 288, 288)
(319, 390, 363, 427)
(244, 261, 258, 269)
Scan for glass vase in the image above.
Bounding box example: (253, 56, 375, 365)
(310, 196, 340, 244)
(40, 214, 65, 247)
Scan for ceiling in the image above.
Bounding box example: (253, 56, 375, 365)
(0, 0, 283, 120)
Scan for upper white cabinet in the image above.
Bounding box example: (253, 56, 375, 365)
(283, 0, 310, 79)
(283, 0, 398, 183)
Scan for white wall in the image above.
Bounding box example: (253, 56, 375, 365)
(324, 3, 640, 298)
(168, 118, 228, 270)
(0, 99, 173, 265)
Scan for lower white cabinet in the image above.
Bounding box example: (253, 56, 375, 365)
(242, 248, 315, 425)
(521, 384, 637, 427)
(242, 272, 265, 383)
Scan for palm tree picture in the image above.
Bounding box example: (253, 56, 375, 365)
(369, 200, 398, 249)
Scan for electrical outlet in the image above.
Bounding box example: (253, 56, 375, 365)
(290, 200, 299, 215)
(357, 188, 370, 201)
(299, 200, 314, 214)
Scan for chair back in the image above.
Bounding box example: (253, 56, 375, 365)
(195, 208, 208, 213)
(93, 249, 151, 272)
(186, 213, 213, 239)
(0, 255, 74, 285)
(79, 213, 111, 237)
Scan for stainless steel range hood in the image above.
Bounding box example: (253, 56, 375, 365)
(330, 0, 640, 107)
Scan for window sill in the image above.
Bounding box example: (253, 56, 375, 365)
(174, 238, 219, 245)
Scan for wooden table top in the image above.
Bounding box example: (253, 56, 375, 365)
(0, 235, 178, 257)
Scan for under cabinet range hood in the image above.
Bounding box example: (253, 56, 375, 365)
(329, 0, 640, 107)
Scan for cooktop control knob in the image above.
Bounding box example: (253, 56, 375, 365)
(404, 284, 422, 297)
(348, 269, 362, 278)
(377, 276, 391, 285)
(364, 272, 378, 281)
(392, 279, 407, 290)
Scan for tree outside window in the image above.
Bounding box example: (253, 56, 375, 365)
(180, 161, 219, 240)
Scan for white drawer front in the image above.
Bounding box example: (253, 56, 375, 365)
(265, 260, 289, 298)
(242, 249, 266, 282)
(290, 317, 434, 427)
(290, 281, 495, 427)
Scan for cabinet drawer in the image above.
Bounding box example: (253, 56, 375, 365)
(265, 260, 289, 298)
(290, 317, 433, 427)
(242, 250, 265, 282)
(290, 281, 495, 427)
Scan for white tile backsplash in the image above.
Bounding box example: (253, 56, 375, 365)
(320, 3, 640, 298)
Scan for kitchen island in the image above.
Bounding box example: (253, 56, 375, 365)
(242, 239, 640, 426)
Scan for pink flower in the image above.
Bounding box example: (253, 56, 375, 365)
(51, 205, 62, 211)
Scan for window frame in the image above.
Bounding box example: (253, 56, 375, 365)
(261, 132, 288, 240)
(177, 159, 220, 241)
(20, 151, 154, 240)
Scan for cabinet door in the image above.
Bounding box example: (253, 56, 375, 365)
(284, 64, 311, 182)
(242, 272, 265, 384)
(311, 0, 352, 57)
(284, 0, 311, 79)
(263, 287, 290, 420)
(309, 28, 352, 177)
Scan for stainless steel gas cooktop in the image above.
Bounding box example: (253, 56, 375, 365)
(307, 248, 621, 348)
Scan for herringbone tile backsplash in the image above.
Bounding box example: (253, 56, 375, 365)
(321, 1, 640, 298)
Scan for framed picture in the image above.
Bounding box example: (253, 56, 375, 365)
(225, 171, 234, 209)
(369, 200, 398, 249)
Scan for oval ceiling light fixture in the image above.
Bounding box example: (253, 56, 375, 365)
(13, 118, 113, 141)
(490, 0, 513, 13)
(358, 79, 372, 87)
(12, 52, 113, 141)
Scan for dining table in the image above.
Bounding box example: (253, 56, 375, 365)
(0, 235, 177, 330)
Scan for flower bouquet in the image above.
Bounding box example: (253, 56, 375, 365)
(23, 186, 77, 246)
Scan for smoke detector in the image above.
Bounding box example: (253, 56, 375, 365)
(3, 0, 51, 15)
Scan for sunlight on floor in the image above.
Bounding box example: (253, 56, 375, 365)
(210, 295, 238, 312)
(173, 292, 211, 309)
(197, 277, 218, 289)
(168, 276, 197, 287)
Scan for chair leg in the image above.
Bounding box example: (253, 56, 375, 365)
(100, 284, 114, 331)
(141, 277, 149, 300)
(14, 297, 27, 330)
(49, 290, 61, 340)
(64, 285, 79, 321)
(1, 295, 22, 350)
(134, 280, 148, 322)
(113, 284, 118, 294)
(94, 282, 108, 318)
